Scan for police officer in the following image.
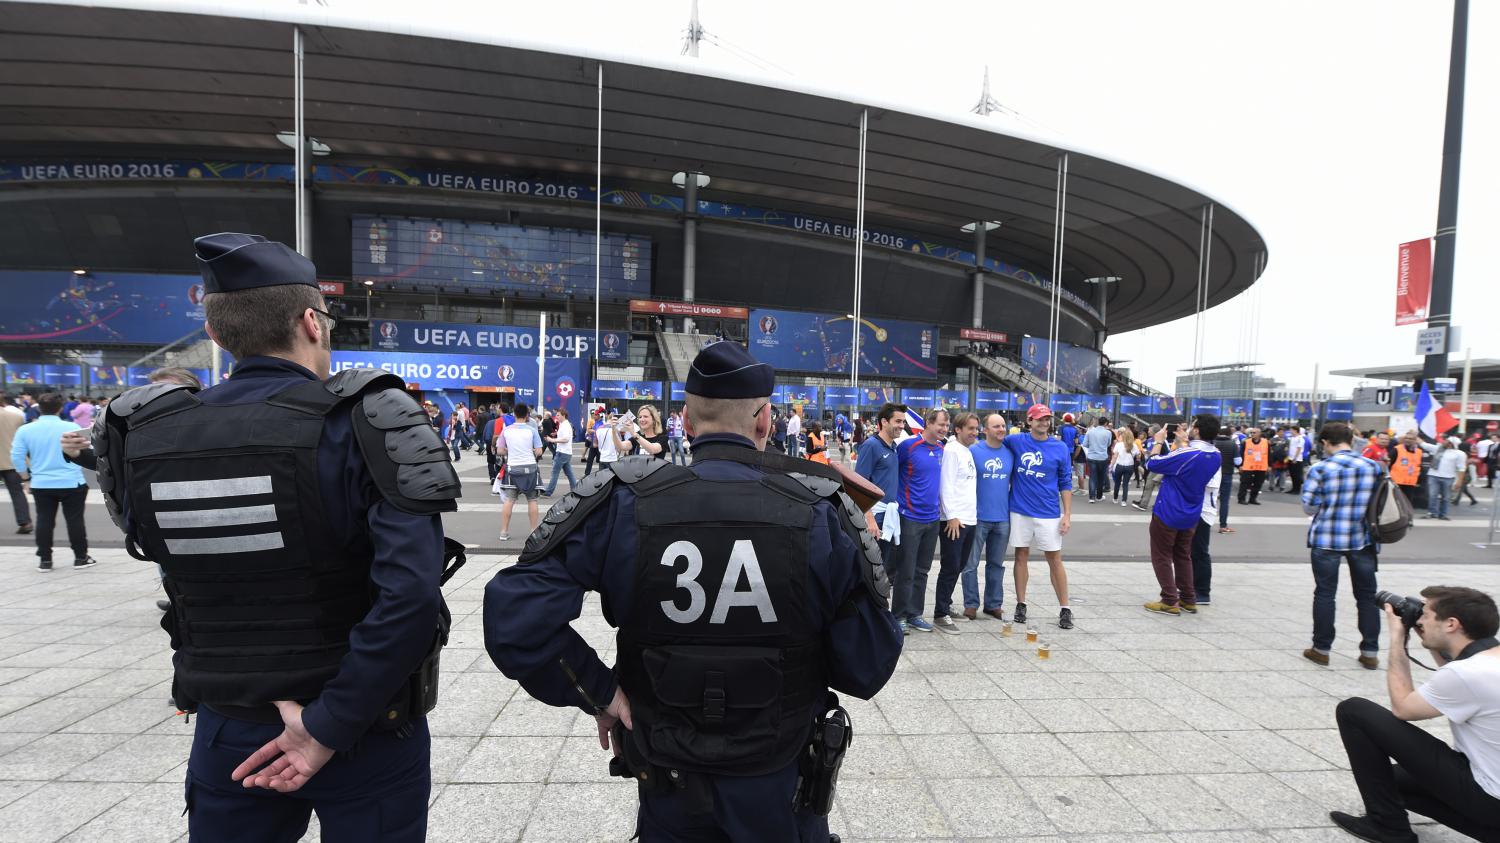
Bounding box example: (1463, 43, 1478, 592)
(93, 233, 461, 841)
(484, 341, 903, 841)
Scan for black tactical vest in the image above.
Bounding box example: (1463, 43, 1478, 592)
(96, 373, 454, 711)
(613, 462, 828, 777)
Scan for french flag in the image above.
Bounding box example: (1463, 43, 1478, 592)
(1414, 382, 1458, 439)
(904, 408, 925, 433)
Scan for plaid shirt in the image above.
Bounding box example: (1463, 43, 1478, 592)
(1302, 449, 1384, 551)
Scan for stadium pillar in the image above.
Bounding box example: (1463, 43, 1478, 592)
(1423, 0, 1468, 382)
(970, 224, 986, 329)
(683, 174, 698, 335)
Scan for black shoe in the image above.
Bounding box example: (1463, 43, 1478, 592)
(1248, 500, 1262, 505)
(37, 559, 52, 572)
(1014, 602, 1028, 624)
(73, 557, 98, 568)
(16, 523, 32, 535)
(156, 599, 171, 612)
(1328, 811, 1417, 843)
(1058, 608, 1074, 629)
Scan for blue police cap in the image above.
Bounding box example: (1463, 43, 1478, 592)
(686, 340, 775, 399)
(194, 233, 318, 294)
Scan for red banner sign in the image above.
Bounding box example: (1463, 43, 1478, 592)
(959, 328, 1009, 343)
(318, 281, 346, 296)
(1395, 239, 1431, 326)
(629, 299, 749, 320)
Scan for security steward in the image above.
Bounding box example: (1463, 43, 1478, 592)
(484, 341, 903, 841)
(93, 233, 461, 841)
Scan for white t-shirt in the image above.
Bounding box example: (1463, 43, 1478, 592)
(1112, 441, 1136, 467)
(500, 423, 543, 469)
(598, 426, 621, 463)
(939, 440, 977, 526)
(1418, 650, 1500, 799)
(552, 419, 574, 449)
(786, 414, 802, 438)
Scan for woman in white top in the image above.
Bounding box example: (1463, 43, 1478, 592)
(1109, 427, 1140, 506)
(597, 414, 634, 464)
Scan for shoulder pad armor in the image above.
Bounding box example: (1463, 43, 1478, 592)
(325, 367, 405, 398)
(790, 472, 890, 608)
(519, 472, 619, 564)
(351, 387, 460, 516)
(108, 382, 197, 420)
(608, 454, 670, 485)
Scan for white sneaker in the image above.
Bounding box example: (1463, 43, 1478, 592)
(498, 533, 511, 541)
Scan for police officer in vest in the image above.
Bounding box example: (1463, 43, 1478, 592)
(93, 233, 462, 841)
(485, 341, 903, 841)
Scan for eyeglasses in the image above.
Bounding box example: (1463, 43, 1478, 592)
(309, 307, 338, 329)
(751, 402, 769, 420)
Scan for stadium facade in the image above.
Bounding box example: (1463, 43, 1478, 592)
(0, 0, 1272, 422)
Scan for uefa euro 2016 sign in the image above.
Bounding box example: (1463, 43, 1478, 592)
(370, 319, 626, 361)
(748, 309, 938, 380)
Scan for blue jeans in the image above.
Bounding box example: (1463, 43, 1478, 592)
(668, 436, 686, 465)
(1310, 545, 1381, 655)
(891, 516, 940, 621)
(542, 450, 577, 495)
(963, 519, 1010, 611)
(933, 523, 975, 618)
(1088, 459, 1110, 499)
(1427, 475, 1451, 517)
(1111, 464, 1133, 500)
(1219, 472, 1233, 527)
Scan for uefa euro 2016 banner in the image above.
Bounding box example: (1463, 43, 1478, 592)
(371, 319, 626, 362)
(1019, 337, 1102, 394)
(331, 351, 585, 420)
(0, 271, 207, 346)
(591, 381, 662, 402)
(351, 215, 650, 300)
(749, 310, 938, 380)
(0, 161, 1097, 320)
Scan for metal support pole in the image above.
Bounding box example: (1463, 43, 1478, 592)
(538, 312, 548, 416)
(1046, 154, 1069, 398)
(971, 224, 986, 329)
(1458, 346, 1473, 434)
(1191, 204, 1215, 399)
(850, 109, 868, 397)
(683, 175, 698, 336)
(593, 63, 603, 364)
(293, 27, 307, 257)
(1423, 0, 1468, 382)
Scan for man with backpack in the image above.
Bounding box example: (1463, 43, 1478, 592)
(1300, 422, 1391, 670)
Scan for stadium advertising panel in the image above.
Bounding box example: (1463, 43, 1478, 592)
(591, 381, 662, 402)
(1019, 337, 1102, 393)
(352, 215, 650, 300)
(126, 367, 210, 387)
(1326, 401, 1355, 420)
(935, 389, 968, 408)
(975, 390, 1011, 411)
(1082, 395, 1117, 417)
(370, 319, 625, 361)
(1189, 399, 1224, 416)
(900, 388, 936, 407)
(749, 309, 938, 379)
(0, 271, 206, 345)
(42, 365, 82, 386)
(90, 367, 129, 387)
(1119, 395, 1155, 416)
(1259, 400, 1293, 418)
(822, 387, 859, 407)
(1224, 399, 1254, 419)
(331, 351, 585, 420)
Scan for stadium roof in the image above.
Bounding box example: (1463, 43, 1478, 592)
(1331, 360, 1500, 394)
(0, 0, 1268, 333)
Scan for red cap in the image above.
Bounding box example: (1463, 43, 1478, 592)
(1027, 404, 1053, 420)
(1061, 412, 1075, 423)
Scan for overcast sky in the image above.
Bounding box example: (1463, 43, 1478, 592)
(267, 0, 1497, 395)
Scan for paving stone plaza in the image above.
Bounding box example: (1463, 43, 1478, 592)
(0, 498, 1495, 842)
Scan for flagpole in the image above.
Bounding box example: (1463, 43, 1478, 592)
(1458, 346, 1472, 435)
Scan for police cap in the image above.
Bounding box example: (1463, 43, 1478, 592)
(194, 233, 318, 294)
(686, 341, 775, 399)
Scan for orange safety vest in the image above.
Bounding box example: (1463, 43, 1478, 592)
(806, 432, 829, 465)
(1390, 445, 1422, 486)
(1242, 439, 1268, 472)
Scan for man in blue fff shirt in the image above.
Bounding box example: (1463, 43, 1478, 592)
(485, 341, 900, 842)
(965, 412, 1013, 620)
(1003, 404, 1075, 629)
(892, 407, 951, 634)
(93, 234, 461, 842)
(855, 402, 907, 573)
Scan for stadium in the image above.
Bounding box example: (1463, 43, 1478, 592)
(0, 0, 1271, 423)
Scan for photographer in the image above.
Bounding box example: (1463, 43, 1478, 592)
(1331, 587, 1500, 843)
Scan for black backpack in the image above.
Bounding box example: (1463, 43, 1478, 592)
(1269, 438, 1288, 463)
(1365, 473, 1413, 544)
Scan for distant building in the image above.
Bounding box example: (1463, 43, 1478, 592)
(1176, 363, 1280, 399)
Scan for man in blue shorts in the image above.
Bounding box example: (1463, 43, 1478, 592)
(1004, 404, 1075, 629)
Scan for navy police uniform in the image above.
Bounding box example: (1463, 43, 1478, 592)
(94, 234, 461, 842)
(484, 342, 903, 841)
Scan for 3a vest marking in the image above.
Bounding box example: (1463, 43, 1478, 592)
(164, 532, 285, 555)
(150, 475, 273, 500)
(659, 539, 778, 625)
(155, 504, 277, 529)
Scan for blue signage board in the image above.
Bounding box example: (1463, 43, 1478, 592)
(749, 309, 938, 380)
(1292, 400, 1315, 419)
(1189, 398, 1224, 416)
(779, 386, 818, 406)
(1011, 392, 1038, 414)
(370, 319, 626, 361)
(1118, 395, 1154, 415)
(669, 382, 687, 402)
(900, 388, 936, 407)
(1049, 394, 1083, 413)
(1081, 395, 1117, 417)
(590, 380, 663, 402)
(3, 364, 43, 386)
(41, 365, 82, 386)
(90, 366, 129, 387)
(975, 390, 1012, 411)
(1019, 337, 1101, 393)
(1393, 387, 1416, 413)
(352, 215, 649, 301)
(1258, 400, 1293, 419)
(331, 351, 585, 420)
(935, 389, 968, 408)
(861, 387, 898, 406)
(822, 387, 860, 407)
(1223, 399, 1254, 418)
(1325, 401, 1355, 420)
(0, 271, 206, 346)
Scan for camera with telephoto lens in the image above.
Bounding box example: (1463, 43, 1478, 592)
(1376, 591, 1424, 630)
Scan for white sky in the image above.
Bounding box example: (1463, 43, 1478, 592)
(259, 0, 1497, 395)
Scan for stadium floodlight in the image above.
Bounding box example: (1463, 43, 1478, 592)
(362, 280, 375, 287)
(960, 221, 1002, 233)
(72, 268, 87, 276)
(672, 172, 711, 189)
(276, 131, 332, 156)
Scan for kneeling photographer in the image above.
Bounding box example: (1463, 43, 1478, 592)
(1331, 586, 1500, 843)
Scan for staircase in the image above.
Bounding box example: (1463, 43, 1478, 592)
(656, 330, 711, 384)
(1101, 366, 1169, 398)
(964, 351, 1049, 395)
